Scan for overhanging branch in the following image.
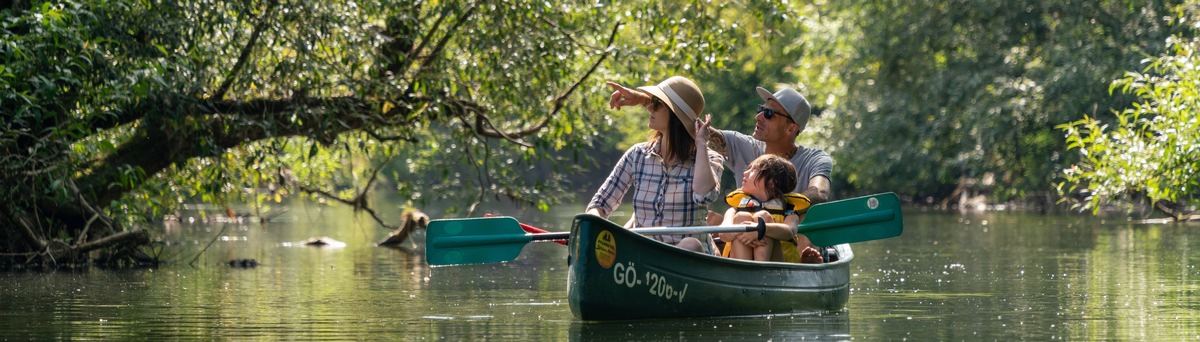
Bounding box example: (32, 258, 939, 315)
(404, 2, 480, 97)
(469, 22, 621, 141)
(285, 163, 399, 230)
(212, 0, 280, 100)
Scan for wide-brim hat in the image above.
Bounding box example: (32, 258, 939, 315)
(639, 76, 705, 138)
(756, 86, 811, 134)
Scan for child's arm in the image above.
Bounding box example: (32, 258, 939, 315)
(757, 213, 805, 241)
(762, 222, 799, 241)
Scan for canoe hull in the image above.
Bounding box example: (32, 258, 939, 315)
(567, 214, 852, 321)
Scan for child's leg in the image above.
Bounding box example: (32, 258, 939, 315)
(730, 240, 754, 260)
(751, 211, 776, 261)
(752, 240, 775, 261)
(729, 211, 756, 225)
(725, 211, 757, 260)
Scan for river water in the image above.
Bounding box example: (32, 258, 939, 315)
(1, 202, 1198, 340)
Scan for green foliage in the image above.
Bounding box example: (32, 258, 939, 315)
(1059, 26, 1200, 213)
(5, 0, 1195, 266)
(693, 2, 814, 135)
(818, 0, 1185, 202)
(0, 0, 758, 265)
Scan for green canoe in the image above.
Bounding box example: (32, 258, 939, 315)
(567, 214, 852, 320)
(425, 193, 901, 320)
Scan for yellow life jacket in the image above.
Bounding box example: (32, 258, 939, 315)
(722, 190, 812, 262)
(724, 190, 811, 221)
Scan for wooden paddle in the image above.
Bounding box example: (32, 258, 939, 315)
(425, 192, 903, 266)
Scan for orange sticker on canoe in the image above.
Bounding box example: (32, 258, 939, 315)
(595, 230, 616, 269)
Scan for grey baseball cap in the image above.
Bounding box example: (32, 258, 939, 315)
(756, 86, 811, 133)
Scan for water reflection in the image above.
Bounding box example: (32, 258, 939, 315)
(1, 204, 1199, 339)
(570, 313, 850, 341)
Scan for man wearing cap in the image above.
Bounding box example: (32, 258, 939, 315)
(709, 86, 831, 263)
(719, 86, 831, 203)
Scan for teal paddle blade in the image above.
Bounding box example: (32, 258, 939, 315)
(425, 217, 532, 266)
(797, 192, 903, 246)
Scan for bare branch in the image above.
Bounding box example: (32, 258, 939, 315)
(469, 22, 621, 140)
(403, 6, 450, 72)
(68, 228, 149, 255)
(66, 178, 114, 246)
(212, 0, 280, 100)
(361, 155, 393, 197)
(15, 216, 47, 252)
(288, 171, 399, 230)
(365, 130, 419, 143)
(536, 15, 601, 50)
(462, 137, 491, 217)
(553, 23, 622, 112)
(404, 2, 481, 97)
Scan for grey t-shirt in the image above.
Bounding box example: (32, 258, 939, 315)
(719, 130, 832, 192)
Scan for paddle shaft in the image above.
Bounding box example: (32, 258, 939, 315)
(519, 222, 567, 245)
(519, 213, 893, 241)
(426, 193, 900, 265)
(432, 222, 764, 249)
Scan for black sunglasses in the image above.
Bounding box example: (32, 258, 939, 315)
(758, 105, 792, 122)
(648, 98, 665, 112)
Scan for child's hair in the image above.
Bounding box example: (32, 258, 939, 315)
(747, 154, 797, 200)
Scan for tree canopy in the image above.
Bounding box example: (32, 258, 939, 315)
(815, 0, 1186, 206)
(0, 0, 753, 266)
(3, 0, 1197, 267)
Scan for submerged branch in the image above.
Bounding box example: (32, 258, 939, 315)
(1153, 200, 1200, 222)
(69, 228, 149, 255)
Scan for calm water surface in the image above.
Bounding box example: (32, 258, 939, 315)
(2, 203, 1198, 340)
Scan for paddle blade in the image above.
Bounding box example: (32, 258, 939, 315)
(798, 193, 903, 246)
(426, 217, 531, 266)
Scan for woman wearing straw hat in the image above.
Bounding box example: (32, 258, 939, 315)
(585, 76, 725, 254)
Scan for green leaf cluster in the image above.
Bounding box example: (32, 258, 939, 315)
(813, 0, 1185, 203)
(1059, 5, 1200, 213)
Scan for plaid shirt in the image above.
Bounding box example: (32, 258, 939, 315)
(587, 141, 724, 247)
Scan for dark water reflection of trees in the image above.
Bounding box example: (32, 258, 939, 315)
(0, 203, 1197, 340)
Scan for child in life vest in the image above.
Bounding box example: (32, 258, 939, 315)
(718, 154, 823, 263)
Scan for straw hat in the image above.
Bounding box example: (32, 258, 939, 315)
(639, 76, 705, 138)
